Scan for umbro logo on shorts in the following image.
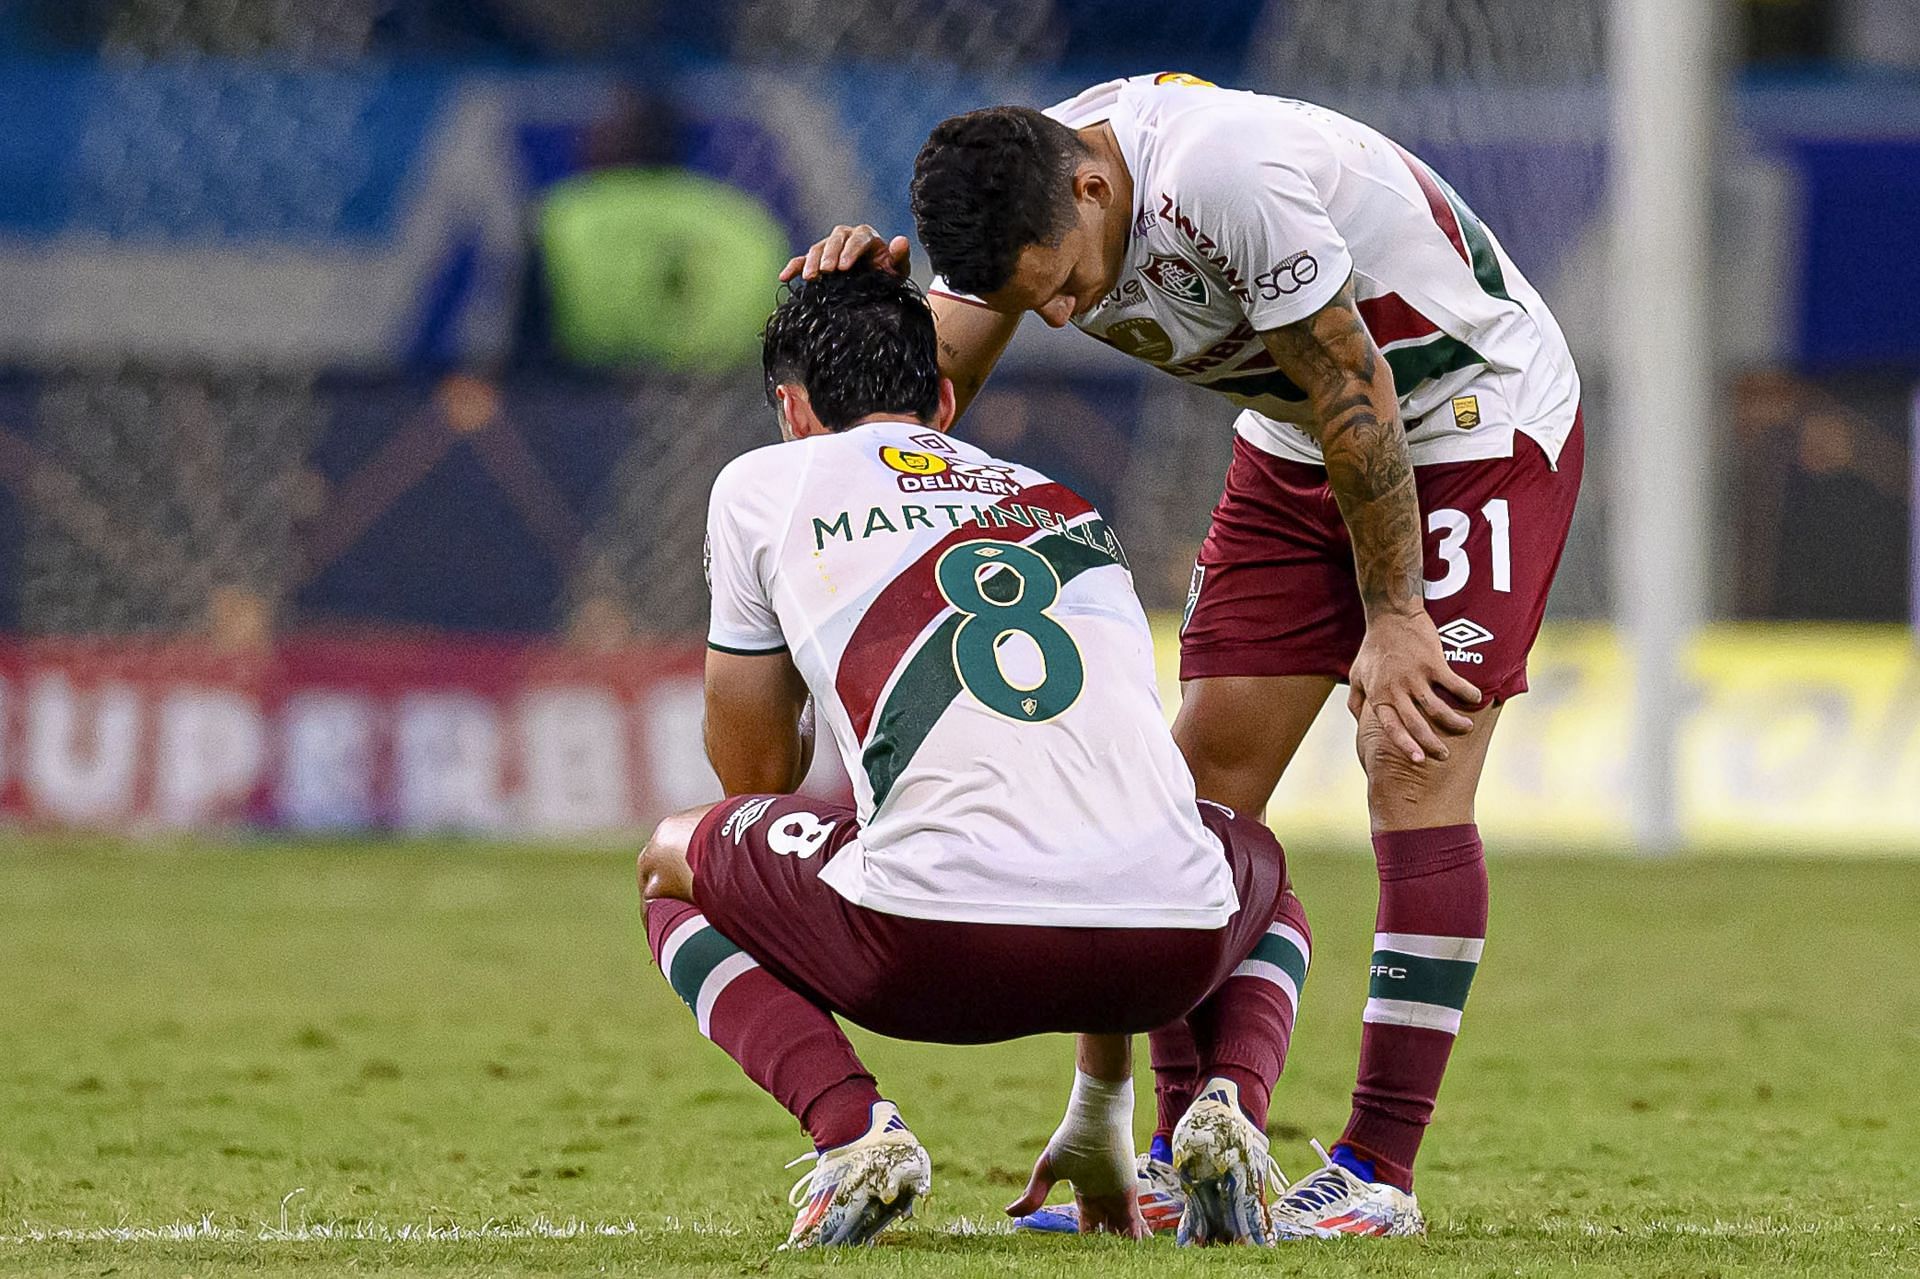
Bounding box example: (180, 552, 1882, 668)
(1437, 618, 1495, 664)
(722, 797, 777, 843)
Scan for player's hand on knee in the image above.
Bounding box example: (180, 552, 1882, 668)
(780, 225, 912, 282)
(1349, 611, 1481, 764)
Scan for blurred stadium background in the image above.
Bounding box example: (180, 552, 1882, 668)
(0, 0, 1913, 853)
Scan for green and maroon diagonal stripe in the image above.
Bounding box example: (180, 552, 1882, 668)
(1391, 141, 1515, 306)
(834, 482, 1091, 742)
(1384, 333, 1488, 397)
(1358, 292, 1441, 348)
(859, 526, 1124, 811)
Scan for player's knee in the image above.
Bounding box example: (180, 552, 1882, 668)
(637, 805, 708, 903)
(1357, 723, 1477, 829)
(1357, 724, 1434, 821)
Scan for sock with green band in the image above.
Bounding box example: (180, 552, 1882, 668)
(1338, 823, 1486, 1191)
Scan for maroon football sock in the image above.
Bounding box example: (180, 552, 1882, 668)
(1148, 1020, 1200, 1143)
(1187, 888, 1311, 1131)
(645, 899, 880, 1151)
(1338, 824, 1487, 1191)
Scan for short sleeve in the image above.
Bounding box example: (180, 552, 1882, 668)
(926, 274, 990, 309)
(1176, 141, 1352, 331)
(704, 458, 786, 655)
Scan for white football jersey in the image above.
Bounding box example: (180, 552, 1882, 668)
(932, 74, 1580, 468)
(705, 417, 1236, 930)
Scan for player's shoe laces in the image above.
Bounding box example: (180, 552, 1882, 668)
(780, 1102, 931, 1250)
(1267, 1140, 1426, 1239)
(1011, 1147, 1186, 1235)
(1170, 1078, 1285, 1246)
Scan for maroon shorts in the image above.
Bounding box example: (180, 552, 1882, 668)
(687, 794, 1287, 1045)
(1181, 414, 1585, 704)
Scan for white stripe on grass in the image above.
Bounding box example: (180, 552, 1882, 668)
(0, 1214, 744, 1244)
(6, 1215, 1903, 1246)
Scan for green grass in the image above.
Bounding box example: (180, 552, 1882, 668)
(1, 841, 1916, 1277)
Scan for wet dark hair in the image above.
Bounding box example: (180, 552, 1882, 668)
(761, 265, 942, 432)
(911, 105, 1089, 296)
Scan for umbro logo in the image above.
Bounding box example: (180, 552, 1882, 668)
(721, 797, 776, 843)
(1437, 618, 1494, 664)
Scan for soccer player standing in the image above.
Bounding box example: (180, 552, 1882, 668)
(640, 266, 1314, 1248)
(783, 73, 1582, 1237)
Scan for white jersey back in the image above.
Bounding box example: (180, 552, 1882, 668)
(705, 418, 1236, 929)
(932, 74, 1580, 468)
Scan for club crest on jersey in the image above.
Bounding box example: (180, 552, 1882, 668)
(1157, 196, 1254, 303)
(1140, 253, 1209, 305)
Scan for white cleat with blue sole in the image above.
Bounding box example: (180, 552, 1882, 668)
(1268, 1141, 1426, 1238)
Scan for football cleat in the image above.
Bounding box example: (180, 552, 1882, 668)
(1268, 1141, 1426, 1238)
(1170, 1078, 1285, 1246)
(1011, 1150, 1186, 1235)
(780, 1102, 932, 1250)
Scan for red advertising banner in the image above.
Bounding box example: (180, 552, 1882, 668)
(0, 635, 844, 836)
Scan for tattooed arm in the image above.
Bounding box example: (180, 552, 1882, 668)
(1259, 281, 1482, 762)
(929, 292, 1020, 419)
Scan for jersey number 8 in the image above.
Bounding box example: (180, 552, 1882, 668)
(935, 540, 1085, 722)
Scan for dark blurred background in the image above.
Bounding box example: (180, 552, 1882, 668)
(0, 0, 1913, 843)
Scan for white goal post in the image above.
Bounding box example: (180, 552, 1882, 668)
(1609, 0, 1726, 852)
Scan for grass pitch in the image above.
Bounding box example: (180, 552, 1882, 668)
(1, 841, 1915, 1277)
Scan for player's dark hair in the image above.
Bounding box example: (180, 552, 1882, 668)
(911, 106, 1089, 296)
(761, 265, 943, 432)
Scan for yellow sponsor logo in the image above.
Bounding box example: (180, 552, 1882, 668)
(1451, 395, 1481, 431)
(1154, 72, 1216, 87)
(880, 447, 949, 477)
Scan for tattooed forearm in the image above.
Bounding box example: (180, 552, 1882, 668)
(1260, 283, 1423, 617)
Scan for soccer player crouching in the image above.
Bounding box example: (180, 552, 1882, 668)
(637, 266, 1313, 1248)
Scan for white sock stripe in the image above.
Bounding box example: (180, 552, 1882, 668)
(1363, 997, 1463, 1034)
(658, 912, 710, 976)
(1228, 958, 1301, 1011)
(1374, 932, 1484, 963)
(1266, 921, 1311, 965)
(693, 950, 759, 1037)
